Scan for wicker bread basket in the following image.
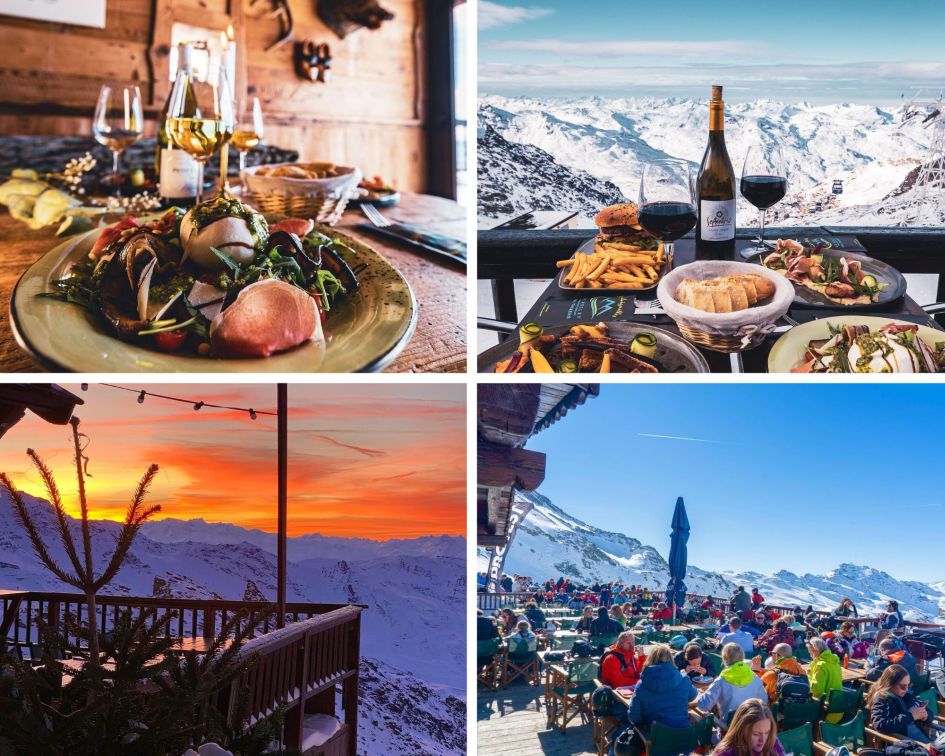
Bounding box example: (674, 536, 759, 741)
(656, 260, 794, 353)
(241, 163, 362, 225)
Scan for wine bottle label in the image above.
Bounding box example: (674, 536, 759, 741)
(700, 200, 735, 241)
(159, 149, 198, 198)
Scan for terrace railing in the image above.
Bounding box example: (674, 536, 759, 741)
(0, 591, 358, 647)
(477, 589, 945, 630)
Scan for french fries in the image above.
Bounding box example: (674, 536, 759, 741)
(557, 245, 666, 289)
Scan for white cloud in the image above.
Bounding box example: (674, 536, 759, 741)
(479, 1, 553, 31)
(484, 38, 768, 58)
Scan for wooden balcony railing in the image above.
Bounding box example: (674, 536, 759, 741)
(0, 590, 360, 647)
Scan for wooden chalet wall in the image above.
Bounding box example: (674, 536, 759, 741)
(0, 0, 428, 191)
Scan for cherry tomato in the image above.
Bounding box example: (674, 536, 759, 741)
(154, 330, 188, 352)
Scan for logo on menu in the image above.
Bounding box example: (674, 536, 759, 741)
(706, 208, 732, 228)
(590, 297, 617, 318)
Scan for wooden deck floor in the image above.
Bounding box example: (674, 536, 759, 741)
(477, 682, 598, 756)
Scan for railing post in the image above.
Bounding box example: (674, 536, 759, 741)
(203, 604, 216, 641)
(343, 612, 361, 756)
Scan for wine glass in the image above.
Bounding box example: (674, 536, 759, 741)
(232, 96, 264, 178)
(92, 85, 144, 198)
(638, 158, 697, 260)
(165, 69, 234, 204)
(739, 143, 787, 258)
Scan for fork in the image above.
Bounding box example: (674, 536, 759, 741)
(360, 202, 391, 228)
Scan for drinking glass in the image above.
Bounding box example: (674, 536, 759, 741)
(739, 143, 787, 258)
(92, 85, 144, 198)
(165, 70, 234, 204)
(637, 159, 697, 260)
(232, 96, 265, 176)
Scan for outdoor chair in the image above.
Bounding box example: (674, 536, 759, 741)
(913, 671, 932, 695)
(794, 644, 813, 663)
(824, 687, 865, 724)
(477, 637, 503, 689)
(547, 659, 599, 732)
(638, 714, 714, 756)
(778, 722, 816, 756)
(815, 710, 866, 755)
(589, 634, 619, 653)
(593, 711, 624, 756)
(917, 688, 945, 728)
(705, 652, 724, 672)
(550, 634, 578, 652)
(776, 697, 826, 732)
(504, 636, 540, 688)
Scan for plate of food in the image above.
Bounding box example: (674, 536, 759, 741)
(768, 316, 945, 373)
(10, 196, 416, 372)
(754, 239, 906, 308)
(557, 203, 666, 292)
(353, 175, 400, 206)
(480, 321, 709, 373)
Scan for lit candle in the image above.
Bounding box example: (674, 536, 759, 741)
(224, 25, 236, 95)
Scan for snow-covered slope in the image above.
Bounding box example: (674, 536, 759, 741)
(0, 491, 465, 754)
(478, 96, 942, 225)
(480, 490, 945, 623)
(477, 123, 623, 218)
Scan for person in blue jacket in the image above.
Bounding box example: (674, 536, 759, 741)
(628, 644, 698, 730)
(880, 600, 905, 630)
(867, 664, 931, 744)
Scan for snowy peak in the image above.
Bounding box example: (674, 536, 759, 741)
(478, 95, 941, 225)
(484, 490, 945, 623)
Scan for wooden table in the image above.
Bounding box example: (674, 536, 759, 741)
(0, 192, 466, 373)
(800, 661, 869, 684)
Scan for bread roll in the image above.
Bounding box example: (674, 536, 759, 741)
(594, 203, 639, 229)
(674, 274, 775, 313)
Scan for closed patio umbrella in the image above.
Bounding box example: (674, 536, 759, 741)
(666, 496, 690, 625)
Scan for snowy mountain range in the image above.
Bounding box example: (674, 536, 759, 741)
(0, 491, 465, 755)
(478, 490, 945, 623)
(478, 96, 944, 227)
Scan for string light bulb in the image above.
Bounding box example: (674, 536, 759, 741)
(249, 408, 257, 420)
(194, 401, 204, 411)
(138, 391, 146, 404)
(80, 383, 88, 391)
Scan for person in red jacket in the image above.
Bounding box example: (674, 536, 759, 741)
(651, 602, 673, 621)
(751, 588, 765, 607)
(600, 631, 645, 689)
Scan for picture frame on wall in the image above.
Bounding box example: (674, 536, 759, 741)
(0, 0, 107, 29)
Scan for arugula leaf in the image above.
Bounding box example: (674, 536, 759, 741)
(210, 246, 242, 276)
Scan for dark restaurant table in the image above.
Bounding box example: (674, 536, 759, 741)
(0, 192, 466, 373)
(478, 227, 945, 373)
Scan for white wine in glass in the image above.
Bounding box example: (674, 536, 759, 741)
(232, 96, 264, 178)
(165, 71, 233, 204)
(93, 85, 144, 197)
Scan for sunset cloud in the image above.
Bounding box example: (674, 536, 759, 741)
(0, 384, 465, 540)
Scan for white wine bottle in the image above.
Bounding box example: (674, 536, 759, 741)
(696, 85, 736, 258)
(156, 42, 200, 206)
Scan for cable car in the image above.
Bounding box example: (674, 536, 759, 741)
(832, 180, 843, 195)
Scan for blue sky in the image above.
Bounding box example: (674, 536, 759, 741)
(479, 0, 945, 103)
(527, 384, 944, 582)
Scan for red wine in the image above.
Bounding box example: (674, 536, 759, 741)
(696, 85, 736, 259)
(639, 201, 697, 241)
(741, 175, 787, 209)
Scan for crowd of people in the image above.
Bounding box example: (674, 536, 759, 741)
(478, 576, 943, 754)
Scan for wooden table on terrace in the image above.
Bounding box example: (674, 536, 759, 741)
(0, 192, 466, 373)
(479, 226, 945, 373)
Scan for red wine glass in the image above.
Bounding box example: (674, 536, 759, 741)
(739, 143, 787, 258)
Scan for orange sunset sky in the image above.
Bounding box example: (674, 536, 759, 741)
(0, 384, 466, 540)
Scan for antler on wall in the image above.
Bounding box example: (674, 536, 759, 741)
(317, 0, 395, 40)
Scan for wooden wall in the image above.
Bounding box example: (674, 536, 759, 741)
(0, 0, 428, 191)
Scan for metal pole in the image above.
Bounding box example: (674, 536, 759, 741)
(277, 383, 287, 628)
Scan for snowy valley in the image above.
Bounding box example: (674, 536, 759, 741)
(478, 96, 944, 227)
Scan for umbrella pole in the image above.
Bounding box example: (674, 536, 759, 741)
(277, 384, 287, 628)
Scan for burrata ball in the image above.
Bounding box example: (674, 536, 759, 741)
(181, 206, 260, 270)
